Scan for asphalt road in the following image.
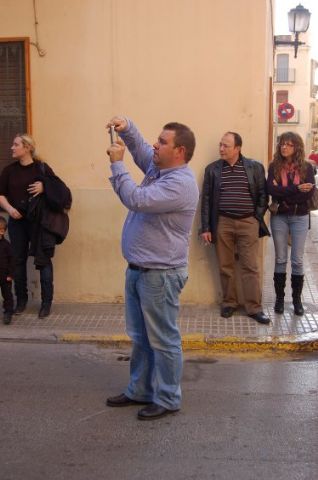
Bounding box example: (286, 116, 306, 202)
(0, 343, 317, 480)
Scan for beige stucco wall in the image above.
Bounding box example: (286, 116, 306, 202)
(0, 0, 273, 304)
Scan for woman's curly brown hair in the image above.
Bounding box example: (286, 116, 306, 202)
(272, 131, 307, 182)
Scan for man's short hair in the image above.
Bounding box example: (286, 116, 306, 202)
(226, 131, 242, 148)
(163, 122, 196, 163)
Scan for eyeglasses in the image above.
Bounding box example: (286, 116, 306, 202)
(279, 142, 294, 148)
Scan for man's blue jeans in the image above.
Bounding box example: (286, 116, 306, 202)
(124, 266, 188, 410)
(270, 214, 309, 275)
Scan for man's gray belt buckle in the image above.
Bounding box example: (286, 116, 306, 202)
(128, 263, 150, 272)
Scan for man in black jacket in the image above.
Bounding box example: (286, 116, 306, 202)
(200, 132, 270, 324)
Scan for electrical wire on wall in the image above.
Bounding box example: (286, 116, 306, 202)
(30, 0, 46, 57)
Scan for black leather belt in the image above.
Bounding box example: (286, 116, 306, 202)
(219, 212, 254, 219)
(128, 263, 150, 272)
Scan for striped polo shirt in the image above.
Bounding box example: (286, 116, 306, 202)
(218, 158, 254, 218)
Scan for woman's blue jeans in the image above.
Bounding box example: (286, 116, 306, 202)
(270, 214, 309, 275)
(124, 266, 188, 410)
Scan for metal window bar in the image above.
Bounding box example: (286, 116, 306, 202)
(0, 41, 27, 171)
(274, 68, 296, 83)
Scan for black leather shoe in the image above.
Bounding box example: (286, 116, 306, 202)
(221, 306, 236, 318)
(3, 312, 12, 325)
(248, 311, 270, 324)
(39, 303, 51, 318)
(106, 393, 150, 407)
(14, 302, 27, 315)
(137, 403, 179, 421)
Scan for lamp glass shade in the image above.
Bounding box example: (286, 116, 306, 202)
(288, 4, 311, 33)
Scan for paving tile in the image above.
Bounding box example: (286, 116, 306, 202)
(2, 213, 318, 340)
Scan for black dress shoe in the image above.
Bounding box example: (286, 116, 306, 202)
(248, 311, 270, 324)
(3, 312, 12, 325)
(106, 393, 150, 407)
(14, 302, 27, 315)
(39, 303, 51, 318)
(221, 306, 236, 318)
(137, 403, 179, 421)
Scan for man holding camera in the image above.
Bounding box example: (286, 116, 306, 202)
(106, 116, 199, 420)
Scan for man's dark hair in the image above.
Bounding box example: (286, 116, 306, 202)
(163, 122, 196, 162)
(0, 215, 7, 229)
(226, 131, 243, 148)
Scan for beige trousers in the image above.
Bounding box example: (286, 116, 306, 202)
(216, 215, 262, 314)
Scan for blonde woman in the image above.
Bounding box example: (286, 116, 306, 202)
(0, 134, 55, 318)
(267, 132, 316, 316)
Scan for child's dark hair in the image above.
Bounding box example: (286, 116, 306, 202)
(0, 216, 8, 230)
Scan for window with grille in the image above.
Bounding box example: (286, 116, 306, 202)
(0, 39, 31, 172)
(276, 54, 289, 82)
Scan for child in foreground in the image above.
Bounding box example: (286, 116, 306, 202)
(0, 216, 14, 324)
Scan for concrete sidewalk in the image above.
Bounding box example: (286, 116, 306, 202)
(1, 213, 318, 352)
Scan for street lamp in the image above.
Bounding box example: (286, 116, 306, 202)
(274, 4, 311, 58)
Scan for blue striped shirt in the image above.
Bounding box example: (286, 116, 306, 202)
(109, 120, 199, 268)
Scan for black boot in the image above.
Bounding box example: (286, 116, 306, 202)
(14, 264, 28, 314)
(39, 302, 51, 318)
(14, 298, 27, 315)
(39, 264, 53, 319)
(291, 274, 304, 316)
(273, 272, 286, 314)
(3, 311, 12, 325)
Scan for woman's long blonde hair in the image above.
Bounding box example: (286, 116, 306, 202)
(272, 131, 307, 182)
(15, 133, 42, 161)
